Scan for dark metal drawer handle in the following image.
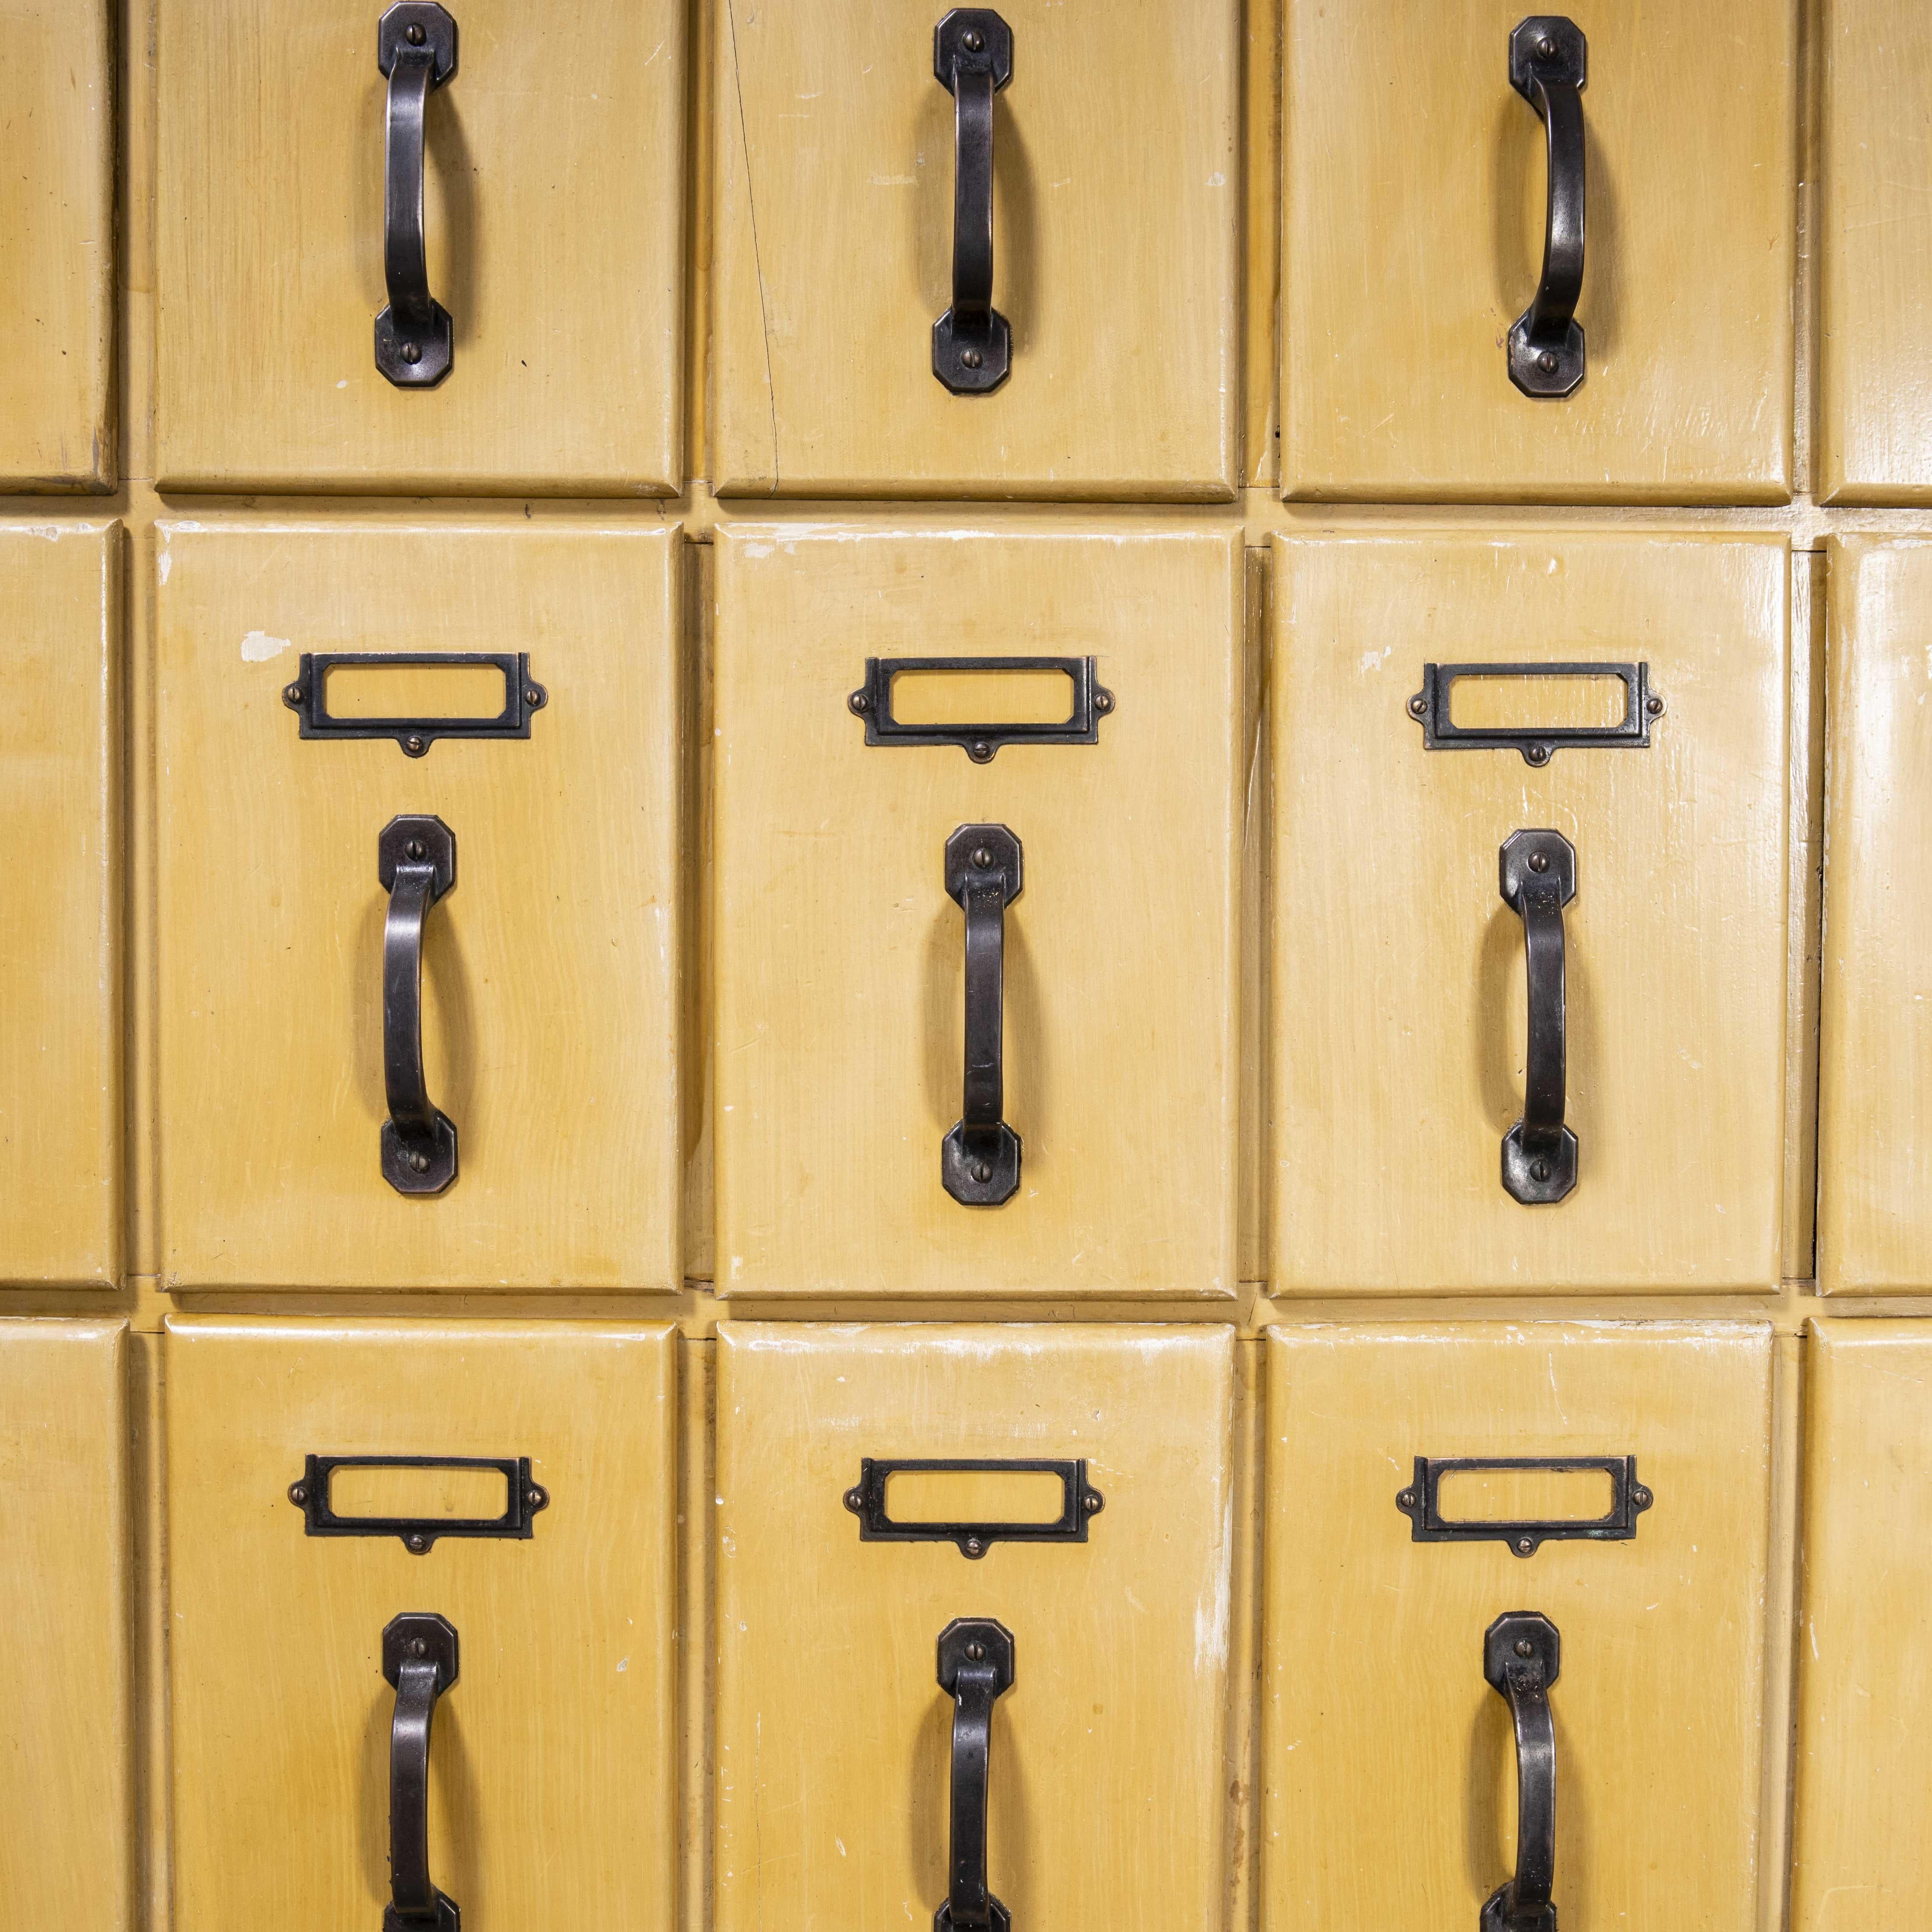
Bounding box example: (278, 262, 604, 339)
(383, 1613, 460, 1932)
(1499, 830, 1576, 1205)
(1483, 1613, 1560, 1932)
(943, 825, 1022, 1206)
(936, 1618, 1015, 1932)
(933, 9, 1013, 394)
(380, 815, 458, 1195)
(1507, 17, 1586, 398)
(376, 3, 459, 387)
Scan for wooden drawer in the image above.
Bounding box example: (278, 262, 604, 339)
(712, 0, 1240, 499)
(716, 1323, 1235, 1932)
(0, 0, 114, 491)
(166, 1317, 679, 1932)
(153, 523, 683, 1290)
(155, 0, 686, 494)
(1263, 1321, 1773, 1932)
(0, 523, 122, 1288)
(1271, 532, 1789, 1293)
(713, 520, 1242, 1298)
(1281, 0, 1797, 502)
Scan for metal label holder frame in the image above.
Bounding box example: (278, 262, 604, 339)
(282, 651, 547, 757)
(1397, 1454, 1652, 1557)
(289, 1453, 549, 1554)
(849, 655, 1114, 763)
(1408, 660, 1659, 766)
(845, 1456, 1105, 1559)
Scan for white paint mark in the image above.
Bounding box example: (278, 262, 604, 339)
(617, 1655, 629, 1672)
(241, 630, 292, 662)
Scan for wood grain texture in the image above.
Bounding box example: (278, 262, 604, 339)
(1263, 1321, 1774, 1932)
(153, 524, 682, 1290)
(1791, 1319, 1932, 1931)
(0, 1, 114, 490)
(1817, 0, 1932, 502)
(1271, 533, 1789, 1293)
(154, 0, 686, 494)
(1817, 538, 1932, 1290)
(711, 0, 1240, 499)
(0, 523, 122, 1287)
(0, 1318, 131, 1932)
(715, 1323, 1235, 1932)
(1281, 0, 1797, 503)
(165, 1318, 677, 1932)
(713, 521, 1242, 1298)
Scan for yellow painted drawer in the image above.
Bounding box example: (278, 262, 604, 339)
(713, 521, 1241, 1298)
(716, 1323, 1235, 1932)
(1819, 538, 1932, 1290)
(154, 0, 685, 494)
(1818, 0, 1932, 502)
(165, 1317, 678, 1932)
(0, 1, 114, 491)
(153, 524, 682, 1290)
(1263, 1321, 1773, 1932)
(0, 1319, 131, 1930)
(1281, 0, 1796, 503)
(1792, 1320, 1932, 1932)
(0, 524, 122, 1287)
(712, 0, 1240, 499)
(1271, 532, 1789, 1293)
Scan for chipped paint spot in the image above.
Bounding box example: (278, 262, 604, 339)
(241, 630, 292, 663)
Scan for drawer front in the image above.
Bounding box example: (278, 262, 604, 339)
(1271, 533, 1788, 1292)
(1792, 1320, 1932, 1932)
(712, 0, 1240, 500)
(154, 525, 681, 1290)
(155, 0, 685, 495)
(0, 1, 113, 491)
(165, 1317, 678, 1932)
(1819, 0, 1932, 502)
(0, 524, 122, 1287)
(0, 1319, 131, 1930)
(716, 1323, 1235, 1932)
(1263, 1322, 1773, 1932)
(1819, 538, 1932, 1290)
(713, 522, 1241, 1298)
(1282, 0, 1796, 503)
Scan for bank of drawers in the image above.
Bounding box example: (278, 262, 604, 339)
(14, 1313, 1932, 1932)
(18, 4, 1932, 501)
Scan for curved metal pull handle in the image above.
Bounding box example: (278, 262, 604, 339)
(376, 3, 459, 386)
(943, 825, 1022, 1206)
(383, 1613, 460, 1932)
(936, 1618, 1015, 1932)
(933, 9, 1013, 394)
(379, 815, 459, 1195)
(1499, 830, 1577, 1204)
(1507, 17, 1586, 397)
(1482, 1613, 1560, 1932)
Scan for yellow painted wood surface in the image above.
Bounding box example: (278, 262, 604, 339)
(0, 522, 122, 1286)
(713, 522, 1242, 1297)
(165, 1317, 678, 1932)
(1818, 538, 1932, 1290)
(715, 1323, 1236, 1932)
(154, 0, 686, 494)
(0, 1318, 131, 1931)
(1263, 1321, 1773, 1932)
(1817, 0, 1932, 503)
(153, 525, 682, 1290)
(1271, 533, 1789, 1292)
(1281, 0, 1797, 502)
(711, 0, 1240, 498)
(0, 1, 114, 490)
(1791, 1319, 1932, 1931)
